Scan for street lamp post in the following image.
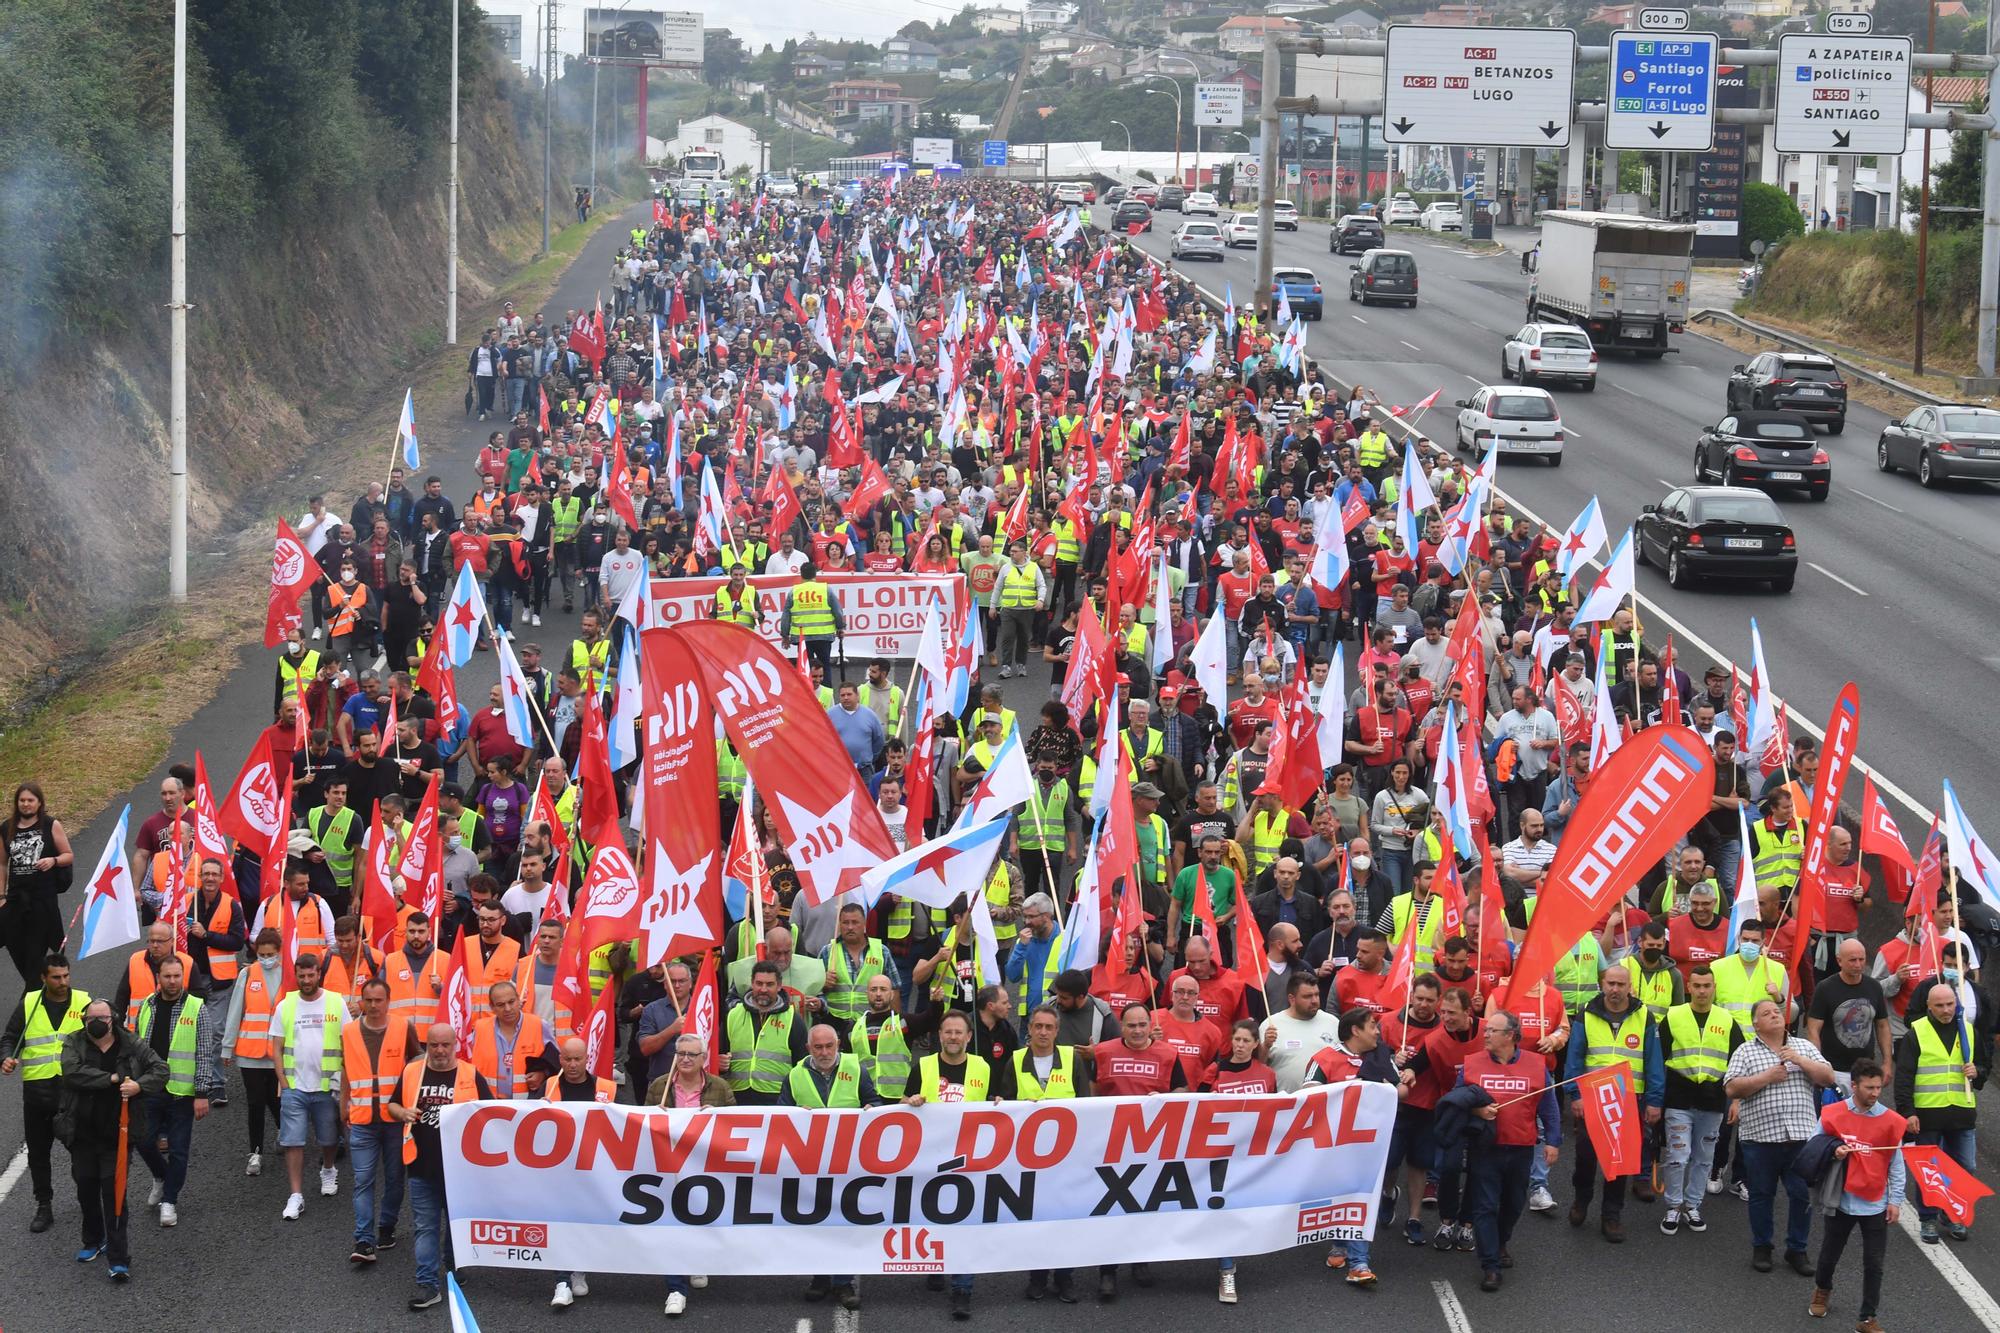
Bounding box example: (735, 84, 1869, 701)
(1146, 80, 1182, 184)
(169, 0, 188, 601)
(1157, 55, 1202, 189)
(1110, 119, 1133, 154)
(447, 0, 459, 345)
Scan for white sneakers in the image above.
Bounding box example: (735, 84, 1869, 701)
(245, 1152, 261, 1177)
(665, 1292, 688, 1317)
(283, 1193, 304, 1220)
(1218, 1272, 1238, 1304)
(690, 1276, 708, 1289)
(160, 1203, 178, 1228)
(551, 1282, 574, 1309)
(570, 1274, 590, 1298)
(320, 1165, 339, 1197)
(146, 1180, 164, 1208)
(1527, 1186, 1556, 1212)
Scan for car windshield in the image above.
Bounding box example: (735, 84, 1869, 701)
(1542, 331, 1590, 350)
(1940, 409, 2000, 432)
(1695, 495, 1782, 524)
(1184, 225, 1219, 236)
(1780, 362, 1840, 383)
(1490, 395, 1556, 420)
(1744, 419, 1811, 441)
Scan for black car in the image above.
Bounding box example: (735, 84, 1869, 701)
(1724, 352, 1847, 433)
(1332, 215, 1385, 255)
(1693, 411, 1831, 500)
(1110, 200, 1153, 233)
(1156, 183, 1187, 211)
(1101, 186, 1128, 205)
(1877, 403, 2000, 487)
(1634, 485, 1798, 592)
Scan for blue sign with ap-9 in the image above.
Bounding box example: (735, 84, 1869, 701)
(1605, 30, 1718, 151)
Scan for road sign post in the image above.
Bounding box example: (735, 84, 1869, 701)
(1382, 26, 1577, 147)
(981, 139, 1008, 167)
(1773, 33, 1913, 154)
(1605, 31, 1718, 150)
(1195, 82, 1245, 128)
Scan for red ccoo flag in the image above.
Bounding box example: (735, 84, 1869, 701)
(265, 519, 325, 649)
(1905, 1146, 1992, 1225)
(1861, 772, 1917, 904)
(1576, 1065, 1641, 1178)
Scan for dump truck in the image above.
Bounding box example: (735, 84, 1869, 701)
(1525, 211, 1696, 356)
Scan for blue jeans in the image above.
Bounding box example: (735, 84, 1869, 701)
(1662, 1108, 1724, 1210)
(1741, 1138, 1811, 1253)
(1529, 1121, 1551, 1191)
(950, 1274, 974, 1294)
(506, 377, 527, 416)
(1468, 1143, 1533, 1272)
(1913, 1127, 1979, 1223)
(1710, 841, 1742, 906)
(1342, 1236, 1371, 1268)
(666, 1275, 691, 1295)
(136, 1093, 195, 1205)
(411, 1175, 451, 1291)
(490, 579, 515, 634)
(349, 1122, 405, 1245)
(277, 1087, 339, 1149)
(1376, 846, 1413, 900)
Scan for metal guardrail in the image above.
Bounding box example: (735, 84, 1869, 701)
(1688, 307, 1948, 407)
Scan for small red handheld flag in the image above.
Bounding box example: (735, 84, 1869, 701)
(1576, 1064, 1641, 1179)
(1905, 1146, 1991, 1224)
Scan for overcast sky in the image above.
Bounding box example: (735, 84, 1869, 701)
(729, 0, 988, 51)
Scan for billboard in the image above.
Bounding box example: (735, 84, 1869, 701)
(912, 136, 956, 166)
(484, 13, 524, 64)
(585, 9, 705, 64)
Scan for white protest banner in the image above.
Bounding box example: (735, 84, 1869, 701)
(648, 571, 967, 660)
(442, 1084, 1395, 1275)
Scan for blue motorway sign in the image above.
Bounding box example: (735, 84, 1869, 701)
(981, 139, 1008, 166)
(1462, 173, 1477, 199)
(1606, 32, 1718, 150)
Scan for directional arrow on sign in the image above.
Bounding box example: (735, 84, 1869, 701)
(1649, 121, 1670, 139)
(1833, 130, 1853, 148)
(1540, 121, 1562, 138)
(1393, 118, 1415, 135)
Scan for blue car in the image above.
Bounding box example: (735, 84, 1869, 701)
(1272, 267, 1323, 320)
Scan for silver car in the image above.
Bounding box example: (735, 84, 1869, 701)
(1171, 220, 1225, 262)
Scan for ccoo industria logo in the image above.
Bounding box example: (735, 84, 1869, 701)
(1295, 1198, 1369, 1244)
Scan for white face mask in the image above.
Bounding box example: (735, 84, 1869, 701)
(1351, 855, 1373, 873)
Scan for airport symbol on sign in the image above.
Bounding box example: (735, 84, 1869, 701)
(1772, 34, 1912, 155)
(1605, 31, 1717, 151)
(1382, 25, 1578, 148)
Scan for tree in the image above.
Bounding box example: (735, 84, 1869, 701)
(1743, 180, 1804, 253)
(1902, 97, 1987, 229)
(703, 31, 747, 87)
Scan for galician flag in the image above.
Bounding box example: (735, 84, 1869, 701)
(76, 805, 143, 960)
(442, 561, 487, 667)
(396, 388, 420, 469)
(857, 815, 1011, 911)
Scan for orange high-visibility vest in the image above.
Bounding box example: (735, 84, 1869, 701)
(233, 967, 278, 1061)
(341, 1017, 413, 1125)
(327, 582, 369, 637)
(469, 1013, 548, 1099)
(398, 1061, 482, 1164)
(386, 946, 447, 1026)
(323, 945, 386, 1001)
(469, 936, 523, 1018)
(196, 893, 240, 984)
(545, 1075, 617, 1103)
(124, 950, 195, 1030)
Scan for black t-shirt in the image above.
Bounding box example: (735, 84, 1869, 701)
(1177, 812, 1233, 858)
(1807, 973, 1890, 1072)
(1047, 629, 1074, 686)
(395, 1065, 494, 1180)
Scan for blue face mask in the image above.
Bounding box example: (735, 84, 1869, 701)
(1945, 969, 1962, 986)
(1738, 941, 1762, 963)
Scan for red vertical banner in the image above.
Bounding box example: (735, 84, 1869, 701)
(1576, 1065, 1640, 1179)
(673, 622, 899, 906)
(637, 629, 724, 965)
(1790, 683, 1860, 985)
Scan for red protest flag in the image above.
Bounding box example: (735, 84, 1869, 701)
(265, 519, 325, 649)
(579, 967, 620, 1081)
(1229, 865, 1267, 996)
(400, 773, 443, 921)
(357, 804, 403, 951)
(1499, 727, 1713, 1011)
(1861, 772, 1917, 904)
(190, 753, 237, 904)
(687, 948, 724, 1076)
(432, 931, 476, 1059)
(605, 454, 640, 530)
(1375, 910, 1421, 1015)
(1789, 684, 1860, 986)
(842, 455, 893, 522)
(576, 688, 622, 850)
(219, 742, 286, 853)
(1575, 1065, 1642, 1178)
(762, 465, 805, 540)
(1905, 1146, 1993, 1225)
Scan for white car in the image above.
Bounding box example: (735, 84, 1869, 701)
(1384, 198, 1422, 226)
(1182, 191, 1219, 216)
(1455, 385, 1565, 466)
(1271, 199, 1300, 230)
(762, 174, 799, 198)
(1420, 202, 1462, 232)
(1502, 323, 1598, 390)
(1222, 214, 1259, 247)
(1053, 182, 1087, 206)
(1171, 220, 1226, 262)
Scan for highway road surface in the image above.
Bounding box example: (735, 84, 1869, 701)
(0, 199, 1997, 1332)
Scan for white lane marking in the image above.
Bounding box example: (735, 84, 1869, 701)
(797, 1320, 814, 1333)
(1464, 373, 1484, 385)
(0, 1146, 25, 1204)
(1612, 382, 1646, 398)
(1809, 562, 1870, 596)
(1564, 430, 1584, 442)
(1402, 340, 1423, 352)
(1433, 1279, 1475, 1333)
(1656, 478, 1680, 489)
(833, 1302, 862, 1333)
(1352, 315, 1368, 324)
(1898, 1208, 2000, 1330)
(1851, 488, 1905, 513)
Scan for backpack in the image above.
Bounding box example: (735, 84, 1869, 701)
(1485, 735, 1518, 785)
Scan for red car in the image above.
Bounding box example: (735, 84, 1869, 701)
(1132, 185, 1159, 205)
(1082, 185, 1098, 203)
